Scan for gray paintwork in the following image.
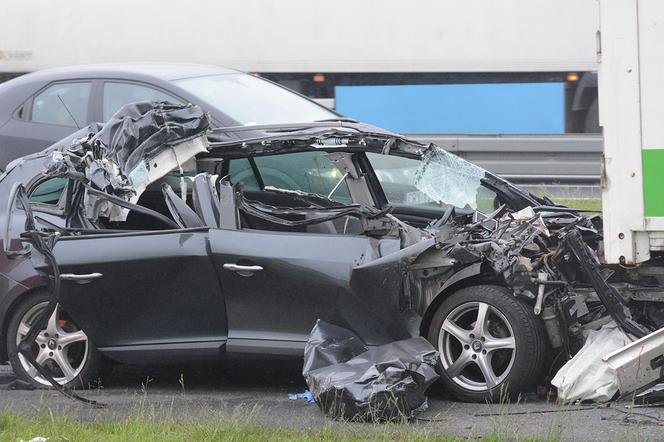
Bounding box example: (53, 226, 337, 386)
(0, 63, 334, 170)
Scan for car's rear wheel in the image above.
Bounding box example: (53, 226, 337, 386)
(427, 285, 545, 402)
(6, 292, 106, 389)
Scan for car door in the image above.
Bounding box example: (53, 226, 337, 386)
(46, 228, 228, 364)
(215, 150, 411, 354)
(0, 81, 95, 168)
(209, 228, 397, 355)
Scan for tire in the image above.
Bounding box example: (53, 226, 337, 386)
(427, 285, 546, 402)
(6, 291, 107, 389)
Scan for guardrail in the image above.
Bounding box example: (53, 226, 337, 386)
(406, 134, 603, 184)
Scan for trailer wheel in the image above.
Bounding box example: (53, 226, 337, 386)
(427, 285, 545, 402)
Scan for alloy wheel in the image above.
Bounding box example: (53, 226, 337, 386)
(15, 302, 89, 386)
(438, 301, 516, 391)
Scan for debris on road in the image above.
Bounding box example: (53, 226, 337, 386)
(287, 390, 315, 404)
(634, 383, 664, 406)
(302, 320, 439, 422)
(551, 322, 631, 403)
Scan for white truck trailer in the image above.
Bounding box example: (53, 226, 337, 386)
(0, 0, 597, 74)
(581, 0, 664, 398)
(0, 0, 600, 135)
(599, 0, 664, 265)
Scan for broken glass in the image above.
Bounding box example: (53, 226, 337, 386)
(413, 145, 486, 210)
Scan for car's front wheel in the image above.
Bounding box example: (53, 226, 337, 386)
(427, 285, 545, 402)
(6, 292, 107, 389)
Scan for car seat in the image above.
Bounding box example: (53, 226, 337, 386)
(161, 183, 204, 228)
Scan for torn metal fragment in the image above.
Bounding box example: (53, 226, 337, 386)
(303, 320, 439, 421)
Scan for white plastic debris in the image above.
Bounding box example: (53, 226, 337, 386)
(551, 321, 632, 403)
(20, 438, 48, 442)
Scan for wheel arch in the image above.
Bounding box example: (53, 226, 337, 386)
(419, 263, 504, 337)
(0, 284, 48, 363)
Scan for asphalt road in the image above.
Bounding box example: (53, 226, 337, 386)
(1, 361, 663, 441)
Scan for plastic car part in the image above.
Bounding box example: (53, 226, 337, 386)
(302, 320, 439, 421)
(83, 185, 180, 229)
(161, 183, 204, 228)
(218, 180, 239, 229)
(236, 186, 394, 234)
(604, 326, 664, 398)
(552, 321, 632, 403)
(192, 173, 221, 227)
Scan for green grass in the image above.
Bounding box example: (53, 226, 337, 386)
(551, 198, 602, 212)
(0, 411, 556, 442)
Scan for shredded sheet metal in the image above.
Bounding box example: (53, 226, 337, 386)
(90, 101, 210, 177)
(42, 101, 210, 222)
(413, 145, 485, 210)
(552, 322, 633, 403)
(303, 320, 439, 421)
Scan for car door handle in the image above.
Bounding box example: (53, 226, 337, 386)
(223, 263, 263, 276)
(60, 272, 103, 284)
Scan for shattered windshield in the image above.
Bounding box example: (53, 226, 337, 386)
(413, 145, 487, 210)
(367, 148, 496, 213)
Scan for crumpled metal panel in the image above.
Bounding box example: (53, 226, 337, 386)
(41, 101, 210, 222)
(88, 101, 210, 178)
(303, 320, 439, 421)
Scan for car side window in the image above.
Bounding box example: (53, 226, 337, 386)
(228, 158, 261, 191)
(31, 82, 91, 127)
(229, 152, 352, 203)
(103, 82, 180, 121)
(28, 177, 67, 205)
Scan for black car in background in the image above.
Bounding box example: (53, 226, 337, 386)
(0, 64, 338, 170)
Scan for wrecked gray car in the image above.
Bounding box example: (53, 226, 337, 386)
(1, 101, 662, 403)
